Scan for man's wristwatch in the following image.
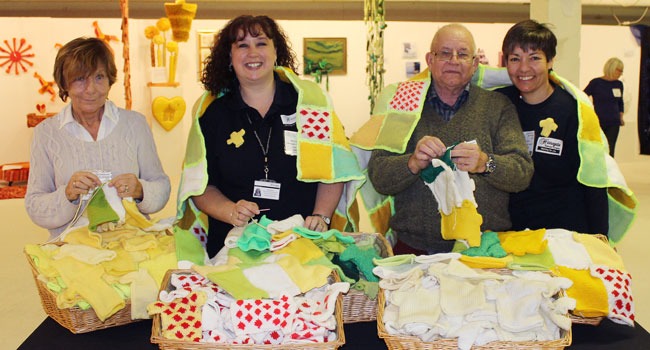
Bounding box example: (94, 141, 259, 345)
(312, 213, 331, 225)
(482, 154, 496, 175)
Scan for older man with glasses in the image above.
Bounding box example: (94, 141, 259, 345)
(353, 23, 533, 255)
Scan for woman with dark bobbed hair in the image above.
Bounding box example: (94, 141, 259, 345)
(496, 20, 636, 244)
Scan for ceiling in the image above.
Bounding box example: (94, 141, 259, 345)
(1, 0, 650, 26)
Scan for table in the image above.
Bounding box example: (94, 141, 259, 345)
(18, 317, 650, 349)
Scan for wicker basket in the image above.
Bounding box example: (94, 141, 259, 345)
(376, 269, 572, 350)
(341, 232, 393, 324)
(151, 269, 346, 350)
(24, 244, 137, 333)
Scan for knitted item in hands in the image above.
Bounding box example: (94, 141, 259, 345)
(440, 199, 483, 247)
(86, 185, 125, 232)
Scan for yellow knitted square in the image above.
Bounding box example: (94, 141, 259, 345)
(62, 227, 102, 248)
(298, 142, 333, 180)
(441, 199, 482, 247)
(573, 233, 626, 271)
(556, 266, 609, 318)
(459, 255, 513, 269)
(497, 229, 548, 256)
(273, 237, 325, 264)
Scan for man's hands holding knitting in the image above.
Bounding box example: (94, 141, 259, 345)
(450, 142, 488, 174)
(408, 136, 446, 175)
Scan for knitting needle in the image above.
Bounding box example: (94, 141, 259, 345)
(249, 218, 266, 228)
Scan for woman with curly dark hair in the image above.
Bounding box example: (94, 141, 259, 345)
(201, 15, 297, 95)
(175, 15, 363, 259)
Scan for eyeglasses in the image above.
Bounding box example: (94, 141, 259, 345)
(432, 50, 476, 63)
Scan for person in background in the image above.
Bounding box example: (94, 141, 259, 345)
(584, 57, 625, 157)
(176, 15, 362, 258)
(497, 20, 611, 235)
(25, 37, 171, 238)
(365, 23, 533, 255)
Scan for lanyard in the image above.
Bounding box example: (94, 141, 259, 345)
(246, 113, 272, 180)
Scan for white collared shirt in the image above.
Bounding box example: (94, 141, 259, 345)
(58, 100, 120, 141)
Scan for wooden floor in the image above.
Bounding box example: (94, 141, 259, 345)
(2, 160, 649, 349)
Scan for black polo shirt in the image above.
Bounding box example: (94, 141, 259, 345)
(497, 85, 608, 235)
(199, 75, 318, 256)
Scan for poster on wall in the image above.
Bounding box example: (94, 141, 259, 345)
(402, 42, 417, 59)
(406, 61, 421, 78)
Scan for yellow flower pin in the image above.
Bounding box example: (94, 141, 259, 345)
(227, 129, 246, 148)
(539, 117, 558, 137)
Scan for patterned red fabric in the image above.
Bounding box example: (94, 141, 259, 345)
(299, 108, 331, 141)
(389, 81, 427, 112)
(231, 295, 296, 337)
(591, 265, 635, 326)
(148, 291, 207, 342)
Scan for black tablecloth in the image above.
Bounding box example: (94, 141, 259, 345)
(18, 317, 650, 349)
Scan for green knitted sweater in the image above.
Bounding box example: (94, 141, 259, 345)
(367, 84, 533, 252)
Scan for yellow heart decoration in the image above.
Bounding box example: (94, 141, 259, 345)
(152, 96, 186, 131)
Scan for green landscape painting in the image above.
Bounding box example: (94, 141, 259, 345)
(303, 38, 347, 75)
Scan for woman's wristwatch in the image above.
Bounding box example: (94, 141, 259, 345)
(312, 213, 331, 225)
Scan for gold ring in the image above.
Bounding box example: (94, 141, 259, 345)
(125, 185, 129, 192)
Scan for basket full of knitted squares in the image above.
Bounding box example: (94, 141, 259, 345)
(375, 255, 573, 349)
(149, 269, 347, 350)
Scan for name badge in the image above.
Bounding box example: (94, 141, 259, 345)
(281, 113, 297, 126)
(523, 130, 535, 156)
(284, 130, 298, 156)
(253, 180, 281, 200)
(535, 137, 563, 156)
(612, 88, 622, 98)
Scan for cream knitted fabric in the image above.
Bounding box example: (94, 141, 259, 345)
(266, 214, 305, 234)
(390, 287, 441, 327)
(545, 229, 592, 269)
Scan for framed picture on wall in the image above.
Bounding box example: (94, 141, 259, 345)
(303, 37, 347, 75)
(197, 30, 217, 80)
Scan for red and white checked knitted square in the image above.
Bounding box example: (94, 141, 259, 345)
(231, 294, 296, 337)
(300, 108, 331, 141)
(591, 265, 635, 326)
(389, 80, 427, 112)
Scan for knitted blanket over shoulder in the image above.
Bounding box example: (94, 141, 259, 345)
(173, 67, 364, 265)
(548, 72, 637, 245)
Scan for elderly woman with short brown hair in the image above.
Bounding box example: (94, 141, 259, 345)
(25, 37, 170, 238)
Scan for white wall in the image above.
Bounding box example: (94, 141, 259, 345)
(0, 17, 643, 206)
